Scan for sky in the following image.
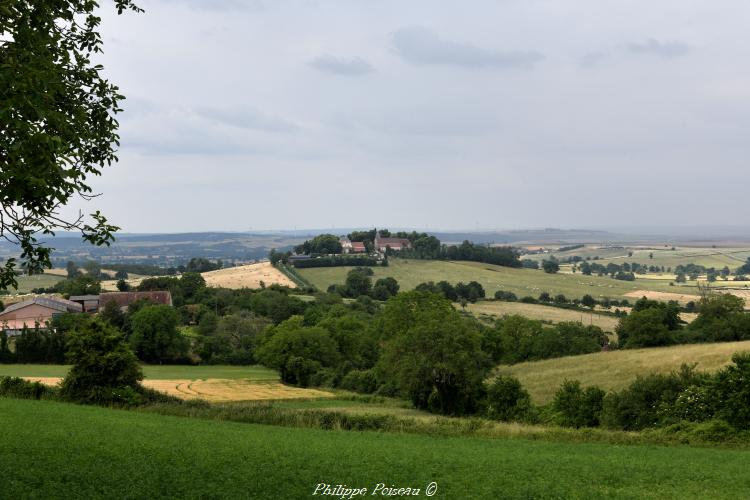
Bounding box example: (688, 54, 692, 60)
(69, 0, 750, 232)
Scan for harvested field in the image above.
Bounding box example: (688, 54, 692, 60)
(23, 378, 333, 402)
(626, 289, 750, 308)
(202, 261, 295, 289)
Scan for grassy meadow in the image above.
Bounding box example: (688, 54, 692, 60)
(298, 258, 700, 301)
(496, 340, 750, 404)
(467, 301, 621, 331)
(1, 273, 64, 295)
(3, 398, 750, 499)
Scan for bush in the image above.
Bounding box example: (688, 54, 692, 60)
(0, 376, 52, 400)
(711, 353, 750, 429)
(60, 318, 145, 406)
(494, 290, 517, 302)
(339, 369, 378, 394)
(484, 376, 532, 422)
(600, 366, 702, 431)
(552, 380, 605, 428)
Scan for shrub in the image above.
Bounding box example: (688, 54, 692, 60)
(0, 376, 51, 400)
(552, 380, 605, 428)
(339, 369, 378, 394)
(484, 376, 532, 422)
(60, 318, 145, 406)
(494, 290, 517, 302)
(710, 353, 750, 429)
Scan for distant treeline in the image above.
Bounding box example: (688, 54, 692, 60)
(281, 229, 521, 269)
(291, 256, 382, 269)
(105, 263, 178, 276)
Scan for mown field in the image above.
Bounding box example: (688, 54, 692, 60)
(467, 301, 621, 331)
(0, 364, 278, 380)
(298, 259, 700, 301)
(496, 340, 750, 404)
(2, 398, 750, 499)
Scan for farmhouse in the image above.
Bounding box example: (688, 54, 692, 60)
(340, 237, 367, 254)
(374, 232, 411, 252)
(0, 297, 83, 335)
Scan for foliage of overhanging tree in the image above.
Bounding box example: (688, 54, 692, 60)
(0, 0, 142, 289)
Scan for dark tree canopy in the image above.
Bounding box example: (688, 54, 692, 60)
(0, 1, 142, 289)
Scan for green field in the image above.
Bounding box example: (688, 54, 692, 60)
(527, 245, 750, 272)
(2, 398, 750, 499)
(467, 301, 621, 331)
(298, 259, 700, 301)
(1, 273, 64, 295)
(496, 340, 750, 404)
(0, 364, 279, 381)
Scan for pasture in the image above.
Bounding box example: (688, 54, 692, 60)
(3, 398, 750, 498)
(1, 273, 64, 295)
(528, 245, 750, 271)
(467, 301, 620, 331)
(496, 340, 750, 404)
(298, 259, 700, 301)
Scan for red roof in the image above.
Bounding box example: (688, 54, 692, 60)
(351, 242, 366, 252)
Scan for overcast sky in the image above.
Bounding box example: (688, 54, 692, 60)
(71, 0, 750, 232)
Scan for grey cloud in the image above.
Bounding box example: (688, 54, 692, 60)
(309, 55, 374, 76)
(391, 26, 544, 69)
(628, 39, 689, 59)
(195, 106, 298, 133)
(579, 51, 609, 68)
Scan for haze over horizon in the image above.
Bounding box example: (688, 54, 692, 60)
(66, 0, 750, 232)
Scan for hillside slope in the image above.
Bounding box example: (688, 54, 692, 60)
(496, 340, 750, 404)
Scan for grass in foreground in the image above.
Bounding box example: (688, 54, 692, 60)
(3, 398, 750, 499)
(497, 340, 750, 404)
(0, 364, 279, 381)
(298, 259, 698, 301)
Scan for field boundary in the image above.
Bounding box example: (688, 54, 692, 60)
(276, 262, 315, 290)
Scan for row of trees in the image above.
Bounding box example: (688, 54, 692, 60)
(616, 295, 750, 348)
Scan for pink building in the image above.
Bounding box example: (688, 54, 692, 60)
(0, 297, 83, 335)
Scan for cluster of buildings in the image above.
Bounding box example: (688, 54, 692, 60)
(0, 291, 172, 336)
(340, 232, 412, 254)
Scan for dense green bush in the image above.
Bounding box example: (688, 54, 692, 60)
(494, 290, 518, 302)
(60, 318, 146, 406)
(600, 365, 703, 431)
(339, 369, 378, 394)
(0, 376, 52, 400)
(256, 317, 340, 387)
(552, 380, 605, 428)
(484, 376, 532, 422)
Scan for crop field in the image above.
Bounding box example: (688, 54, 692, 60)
(496, 340, 750, 404)
(2, 398, 750, 499)
(0, 363, 279, 380)
(202, 261, 296, 289)
(467, 301, 621, 331)
(298, 259, 700, 301)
